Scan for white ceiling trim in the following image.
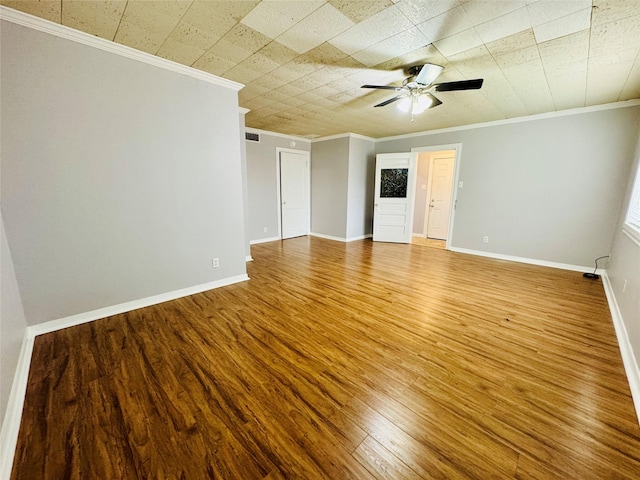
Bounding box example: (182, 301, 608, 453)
(0, 6, 244, 92)
(245, 127, 311, 143)
(312, 132, 376, 143)
(376, 99, 640, 142)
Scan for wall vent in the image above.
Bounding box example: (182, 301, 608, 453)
(245, 132, 260, 142)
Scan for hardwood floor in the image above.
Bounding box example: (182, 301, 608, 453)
(11, 236, 640, 479)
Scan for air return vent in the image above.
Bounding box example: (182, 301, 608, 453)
(245, 132, 260, 142)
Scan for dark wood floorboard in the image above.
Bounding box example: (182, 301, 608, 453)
(11, 236, 640, 479)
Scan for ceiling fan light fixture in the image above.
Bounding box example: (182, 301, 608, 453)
(397, 94, 432, 114)
(397, 96, 413, 113)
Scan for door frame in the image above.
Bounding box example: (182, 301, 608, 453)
(411, 143, 462, 250)
(275, 147, 310, 239)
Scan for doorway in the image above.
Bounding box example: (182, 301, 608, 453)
(276, 148, 310, 240)
(412, 144, 461, 249)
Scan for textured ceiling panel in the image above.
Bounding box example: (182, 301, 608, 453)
(2, 0, 639, 138)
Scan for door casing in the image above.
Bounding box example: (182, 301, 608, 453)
(276, 148, 310, 240)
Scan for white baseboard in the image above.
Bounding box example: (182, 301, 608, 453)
(449, 247, 601, 274)
(310, 232, 372, 243)
(29, 274, 249, 337)
(0, 332, 35, 480)
(245, 255, 253, 262)
(250, 236, 280, 245)
(601, 272, 640, 424)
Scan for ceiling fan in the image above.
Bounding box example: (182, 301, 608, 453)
(362, 64, 484, 120)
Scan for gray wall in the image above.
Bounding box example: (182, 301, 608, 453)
(311, 137, 350, 238)
(1, 20, 247, 325)
(0, 212, 27, 429)
(346, 137, 376, 240)
(377, 106, 640, 267)
(607, 129, 640, 377)
(245, 133, 310, 243)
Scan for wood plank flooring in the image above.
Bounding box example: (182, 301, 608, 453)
(11, 236, 640, 479)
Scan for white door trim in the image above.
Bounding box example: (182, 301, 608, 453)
(411, 143, 462, 250)
(276, 148, 310, 239)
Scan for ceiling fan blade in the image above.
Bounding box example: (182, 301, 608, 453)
(433, 79, 484, 91)
(362, 84, 402, 90)
(415, 63, 444, 86)
(424, 93, 442, 109)
(374, 95, 404, 107)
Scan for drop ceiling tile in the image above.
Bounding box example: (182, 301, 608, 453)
(620, 56, 640, 100)
(328, 5, 414, 55)
(159, 19, 224, 54)
(460, 0, 526, 26)
(416, 5, 473, 43)
(225, 57, 279, 83)
(204, 24, 272, 64)
(494, 45, 539, 69)
(274, 83, 309, 98)
(295, 43, 349, 66)
(156, 38, 205, 66)
(591, 0, 640, 26)
(62, 1, 127, 40)
(352, 27, 430, 67)
(167, 0, 236, 34)
(545, 62, 587, 109)
(394, 0, 459, 24)
(433, 28, 483, 57)
(589, 14, 640, 57)
(251, 69, 291, 89)
(118, 0, 192, 31)
(477, 78, 529, 117)
(114, 21, 167, 55)
(586, 63, 632, 104)
(527, 0, 591, 26)
(224, 62, 263, 85)
(533, 7, 591, 43)
(240, 0, 324, 39)
(191, 51, 237, 75)
(238, 83, 270, 102)
(277, 4, 354, 54)
(475, 7, 530, 45)
(328, 0, 394, 23)
(485, 28, 536, 57)
(257, 41, 300, 65)
(538, 30, 590, 65)
(1, 0, 60, 22)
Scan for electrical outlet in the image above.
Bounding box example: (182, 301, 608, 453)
(263, 227, 268, 233)
(483, 236, 489, 243)
(212, 258, 220, 268)
(458, 181, 464, 188)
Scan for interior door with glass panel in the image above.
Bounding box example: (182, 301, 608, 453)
(373, 152, 418, 243)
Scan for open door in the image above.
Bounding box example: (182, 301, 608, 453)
(373, 152, 418, 243)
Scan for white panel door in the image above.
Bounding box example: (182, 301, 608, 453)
(373, 152, 418, 243)
(426, 154, 455, 240)
(280, 151, 309, 239)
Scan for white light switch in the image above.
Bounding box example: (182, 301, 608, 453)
(421, 184, 427, 190)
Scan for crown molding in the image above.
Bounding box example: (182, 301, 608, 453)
(244, 127, 311, 143)
(376, 99, 640, 142)
(312, 132, 376, 143)
(0, 6, 244, 92)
